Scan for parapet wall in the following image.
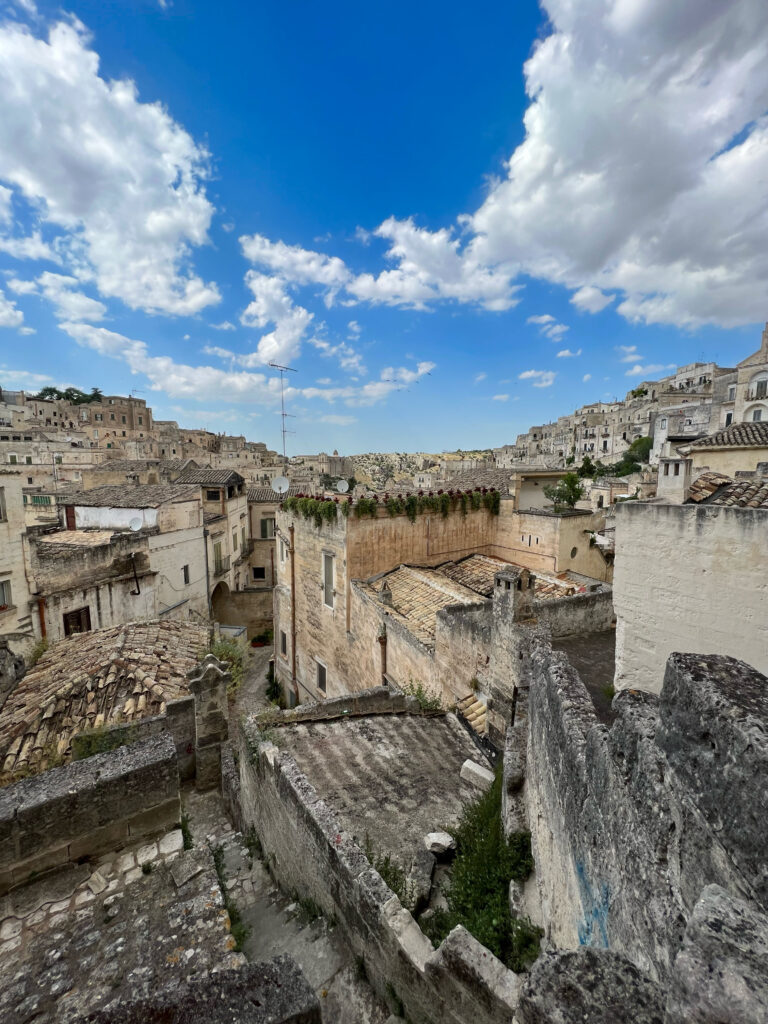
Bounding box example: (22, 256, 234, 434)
(532, 588, 614, 637)
(232, 715, 520, 1024)
(524, 647, 768, 981)
(0, 733, 179, 894)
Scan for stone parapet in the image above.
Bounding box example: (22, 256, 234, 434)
(187, 654, 230, 791)
(234, 715, 520, 1024)
(255, 685, 424, 727)
(0, 733, 179, 894)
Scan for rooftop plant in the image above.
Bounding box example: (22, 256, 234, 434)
(283, 488, 500, 527)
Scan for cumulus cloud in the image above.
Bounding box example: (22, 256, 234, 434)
(528, 313, 569, 340)
(470, 0, 768, 328)
(474, 372, 487, 383)
(0, 18, 219, 315)
(36, 272, 106, 321)
(347, 320, 361, 338)
(625, 363, 676, 377)
(492, 393, 509, 401)
(526, 314, 555, 325)
(310, 337, 366, 376)
(570, 286, 614, 314)
(556, 348, 582, 358)
(616, 344, 643, 362)
(582, 373, 592, 382)
(240, 272, 313, 365)
(0, 367, 54, 389)
(0, 287, 24, 328)
(211, 321, 236, 331)
(519, 369, 556, 387)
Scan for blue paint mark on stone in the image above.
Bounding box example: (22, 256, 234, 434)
(575, 860, 610, 947)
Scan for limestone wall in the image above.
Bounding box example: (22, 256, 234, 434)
(434, 602, 492, 701)
(613, 503, 768, 692)
(0, 733, 180, 893)
(533, 589, 615, 638)
(212, 586, 272, 637)
(233, 717, 520, 1024)
(524, 647, 768, 982)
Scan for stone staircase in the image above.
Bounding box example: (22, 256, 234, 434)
(456, 693, 487, 736)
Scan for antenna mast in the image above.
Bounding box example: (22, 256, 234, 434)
(269, 362, 297, 470)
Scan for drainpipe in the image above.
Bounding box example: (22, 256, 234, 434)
(203, 526, 212, 618)
(289, 523, 298, 701)
(377, 624, 388, 685)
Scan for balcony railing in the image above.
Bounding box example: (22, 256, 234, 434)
(235, 538, 254, 562)
(748, 384, 767, 401)
(213, 554, 230, 577)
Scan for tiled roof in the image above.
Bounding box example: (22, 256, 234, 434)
(708, 477, 768, 510)
(686, 420, 768, 450)
(175, 467, 245, 485)
(66, 484, 199, 508)
(247, 484, 304, 502)
(363, 566, 480, 646)
(687, 472, 733, 503)
(0, 620, 208, 784)
(90, 459, 160, 473)
(437, 554, 511, 597)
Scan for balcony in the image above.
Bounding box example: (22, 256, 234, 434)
(213, 554, 230, 578)
(235, 538, 254, 562)
(748, 384, 767, 401)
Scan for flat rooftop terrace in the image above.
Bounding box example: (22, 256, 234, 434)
(280, 712, 492, 867)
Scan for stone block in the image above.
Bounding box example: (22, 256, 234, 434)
(460, 759, 494, 790)
(6, 841, 70, 890)
(136, 842, 158, 865)
(424, 832, 455, 856)
(159, 830, 184, 856)
(408, 848, 435, 914)
(125, 796, 181, 838)
(67, 820, 130, 862)
(665, 885, 768, 1024)
(426, 924, 520, 1013)
(516, 948, 664, 1024)
(195, 744, 222, 791)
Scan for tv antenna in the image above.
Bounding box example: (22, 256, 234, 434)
(269, 362, 297, 470)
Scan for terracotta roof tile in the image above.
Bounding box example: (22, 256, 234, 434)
(67, 484, 200, 507)
(687, 471, 733, 503)
(0, 620, 208, 785)
(708, 476, 768, 510)
(687, 420, 768, 449)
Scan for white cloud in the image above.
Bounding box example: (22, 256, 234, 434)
(528, 313, 569, 340)
(469, 0, 768, 328)
(474, 372, 487, 383)
(354, 226, 371, 246)
(19, 326, 35, 334)
(240, 234, 349, 297)
(0, 287, 24, 328)
(0, 18, 219, 315)
(316, 377, 332, 385)
(492, 393, 509, 402)
(625, 363, 675, 377)
(36, 272, 106, 321)
(202, 345, 236, 360)
(519, 369, 556, 388)
(616, 344, 643, 363)
(240, 271, 313, 365)
(318, 414, 356, 426)
(211, 321, 236, 331)
(570, 285, 614, 314)
(6, 277, 37, 294)
(310, 337, 366, 376)
(582, 373, 592, 382)
(556, 347, 582, 357)
(0, 185, 11, 224)
(0, 367, 52, 389)
(347, 320, 361, 338)
(526, 314, 555, 325)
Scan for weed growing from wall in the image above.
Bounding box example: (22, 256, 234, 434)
(420, 768, 542, 972)
(282, 487, 501, 528)
(400, 678, 444, 713)
(207, 637, 244, 697)
(211, 843, 250, 951)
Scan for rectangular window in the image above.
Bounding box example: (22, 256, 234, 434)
(24, 455, 31, 464)
(138, 416, 143, 425)
(753, 409, 762, 422)
(8, 454, 17, 464)
(316, 659, 327, 694)
(241, 527, 246, 550)
(728, 386, 736, 401)
(279, 538, 286, 564)
(674, 463, 680, 476)
(182, 565, 190, 585)
(0, 579, 11, 608)
(663, 464, 669, 476)
(55, 456, 62, 465)
(232, 529, 238, 550)
(323, 552, 334, 609)
(206, 489, 220, 501)
(725, 413, 733, 426)
(260, 517, 275, 539)
(122, 415, 126, 423)
(63, 606, 91, 636)
(252, 566, 266, 581)
(280, 629, 287, 657)
(213, 540, 223, 573)
(110, 413, 115, 420)
(756, 380, 767, 399)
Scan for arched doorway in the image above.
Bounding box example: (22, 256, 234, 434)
(211, 580, 232, 625)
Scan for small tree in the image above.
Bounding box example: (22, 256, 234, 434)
(626, 435, 652, 464)
(544, 472, 584, 511)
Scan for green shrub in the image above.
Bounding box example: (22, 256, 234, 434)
(420, 768, 542, 972)
(208, 637, 244, 696)
(180, 813, 194, 850)
(27, 638, 48, 669)
(400, 678, 443, 713)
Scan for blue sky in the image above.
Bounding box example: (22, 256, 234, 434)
(0, 0, 766, 453)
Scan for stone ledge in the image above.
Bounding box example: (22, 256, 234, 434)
(253, 686, 428, 727)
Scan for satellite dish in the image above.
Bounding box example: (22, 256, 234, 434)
(128, 517, 143, 532)
(336, 479, 349, 494)
(271, 476, 290, 495)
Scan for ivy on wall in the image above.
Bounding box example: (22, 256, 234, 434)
(282, 488, 500, 528)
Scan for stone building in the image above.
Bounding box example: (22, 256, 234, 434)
(0, 471, 33, 655)
(612, 482, 768, 692)
(679, 420, 768, 476)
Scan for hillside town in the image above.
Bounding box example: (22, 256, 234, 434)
(0, 322, 766, 1022)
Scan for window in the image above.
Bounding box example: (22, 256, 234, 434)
(674, 463, 680, 476)
(660, 418, 667, 429)
(24, 455, 32, 465)
(206, 489, 220, 502)
(756, 380, 767, 399)
(122, 415, 126, 424)
(110, 413, 115, 420)
(232, 529, 238, 551)
(316, 659, 327, 694)
(260, 517, 275, 539)
(182, 565, 190, 585)
(138, 416, 143, 425)
(63, 606, 91, 636)
(0, 579, 12, 609)
(0, 489, 5, 522)
(725, 413, 733, 426)
(728, 386, 736, 401)
(93, 430, 99, 439)
(663, 464, 670, 476)
(323, 552, 334, 609)
(252, 566, 266, 581)
(280, 629, 287, 657)
(241, 527, 246, 550)
(8, 454, 17, 464)
(753, 409, 763, 422)
(279, 538, 286, 564)
(55, 456, 62, 465)
(95, 413, 102, 421)
(27, 477, 32, 485)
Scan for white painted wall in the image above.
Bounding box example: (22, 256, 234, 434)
(148, 526, 208, 618)
(613, 503, 768, 693)
(74, 505, 159, 530)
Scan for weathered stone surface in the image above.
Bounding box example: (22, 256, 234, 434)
(170, 851, 206, 890)
(424, 832, 455, 856)
(655, 654, 768, 911)
(516, 948, 665, 1024)
(408, 847, 435, 913)
(77, 957, 321, 1023)
(460, 759, 494, 790)
(665, 885, 768, 1024)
